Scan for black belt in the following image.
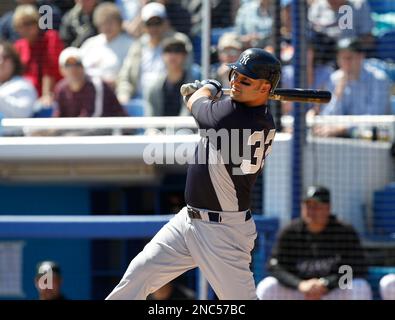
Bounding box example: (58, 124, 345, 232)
(187, 207, 251, 223)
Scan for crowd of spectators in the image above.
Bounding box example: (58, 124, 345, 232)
(0, 0, 393, 129)
(1, 0, 394, 300)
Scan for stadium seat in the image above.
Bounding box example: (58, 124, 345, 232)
(372, 12, 395, 35)
(373, 183, 395, 235)
(124, 98, 145, 117)
(367, 266, 395, 300)
(368, 0, 395, 14)
(374, 30, 395, 62)
(192, 27, 236, 65)
(192, 35, 202, 65)
(33, 107, 53, 118)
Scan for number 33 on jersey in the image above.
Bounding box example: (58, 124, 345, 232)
(239, 129, 276, 175)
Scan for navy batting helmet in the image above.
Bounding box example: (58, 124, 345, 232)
(228, 48, 281, 92)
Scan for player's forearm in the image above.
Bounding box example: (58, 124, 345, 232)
(186, 87, 212, 111)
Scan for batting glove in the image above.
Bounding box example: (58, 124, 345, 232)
(201, 79, 223, 99)
(180, 80, 203, 96)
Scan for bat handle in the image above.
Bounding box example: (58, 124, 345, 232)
(180, 84, 231, 97)
(222, 88, 231, 95)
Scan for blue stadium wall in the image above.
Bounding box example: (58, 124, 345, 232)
(0, 185, 91, 300)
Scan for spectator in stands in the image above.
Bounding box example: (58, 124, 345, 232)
(13, 4, 63, 109)
(120, 0, 192, 39)
(145, 37, 199, 117)
(52, 0, 75, 16)
(305, 32, 337, 89)
(210, 32, 243, 88)
(261, 0, 294, 65)
(115, 0, 144, 38)
(280, 0, 292, 41)
(281, 32, 335, 115)
(308, 0, 375, 54)
(0, 40, 37, 118)
(279, 0, 293, 63)
(156, 0, 192, 38)
(380, 273, 395, 300)
(147, 280, 196, 300)
(60, 0, 99, 47)
(35, 260, 67, 300)
(53, 47, 126, 118)
(324, 37, 391, 115)
(181, 0, 236, 37)
(0, 1, 62, 42)
(309, 37, 392, 137)
(80, 2, 134, 89)
(234, 0, 273, 49)
(116, 2, 192, 116)
(256, 185, 372, 300)
(115, 0, 143, 22)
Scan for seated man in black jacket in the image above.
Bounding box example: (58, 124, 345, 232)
(257, 186, 372, 300)
(35, 260, 68, 300)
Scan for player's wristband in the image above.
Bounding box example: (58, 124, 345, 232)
(203, 83, 220, 97)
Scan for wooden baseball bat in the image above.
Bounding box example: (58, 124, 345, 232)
(269, 88, 331, 103)
(180, 85, 331, 104)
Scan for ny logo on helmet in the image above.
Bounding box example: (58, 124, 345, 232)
(239, 54, 251, 65)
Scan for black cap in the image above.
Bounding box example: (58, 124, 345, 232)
(36, 261, 61, 276)
(303, 186, 330, 203)
(336, 37, 363, 53)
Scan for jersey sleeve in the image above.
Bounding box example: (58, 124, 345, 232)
(191, 96, 235, 129)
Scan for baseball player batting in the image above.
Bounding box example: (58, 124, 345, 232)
(106, 48, 280, 300)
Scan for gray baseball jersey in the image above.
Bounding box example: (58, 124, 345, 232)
(106, 95, 276, 300)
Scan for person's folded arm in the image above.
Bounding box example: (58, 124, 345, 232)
(268, 258, 303, 289)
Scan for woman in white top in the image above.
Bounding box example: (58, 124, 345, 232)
(0, 40, 37, 119)
(80, 2, 134, 88)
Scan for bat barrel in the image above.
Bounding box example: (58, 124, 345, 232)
(269, 88, 331, 103)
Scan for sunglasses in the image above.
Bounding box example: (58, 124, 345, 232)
(221, 48, 241, 56)
(164, 46, 187, 54)
(64, 61, 83, 68)
(145, 18, 164, 27)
